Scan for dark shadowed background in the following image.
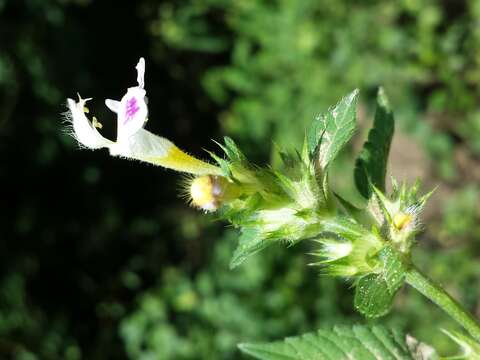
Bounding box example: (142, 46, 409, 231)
(1, 0, 480, 359)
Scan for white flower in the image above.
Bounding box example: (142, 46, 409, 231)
(66, 58, 221, 176)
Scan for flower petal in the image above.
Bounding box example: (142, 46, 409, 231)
(66, 97, 113, 149)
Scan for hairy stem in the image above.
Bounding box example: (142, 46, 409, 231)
(406, 266, 480, 342)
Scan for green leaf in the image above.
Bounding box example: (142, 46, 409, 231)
(307, 89, 359, 169)
(229, 228, 268, 269)
(354, 246, 406, 318)
(355, 87, 395, 199)
(239, 324, 438, 360)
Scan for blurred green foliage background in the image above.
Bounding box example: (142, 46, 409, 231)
(1, 0, 480, 358)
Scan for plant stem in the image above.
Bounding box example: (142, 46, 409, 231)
(406, 265, 480, 342)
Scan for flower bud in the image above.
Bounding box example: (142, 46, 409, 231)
(189, 175, 238, 211)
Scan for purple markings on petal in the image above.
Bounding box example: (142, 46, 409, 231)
(124, 97, 140, 124)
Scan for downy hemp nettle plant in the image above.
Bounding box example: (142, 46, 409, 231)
(66, 58, 480, 359)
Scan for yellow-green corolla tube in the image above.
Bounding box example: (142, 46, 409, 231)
(65, 58, 222, 176)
